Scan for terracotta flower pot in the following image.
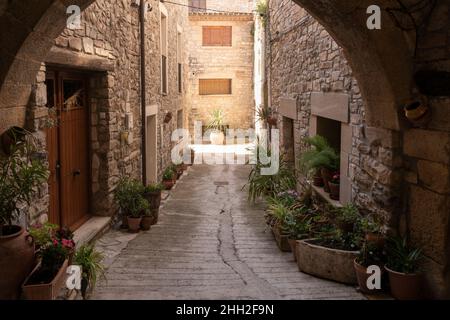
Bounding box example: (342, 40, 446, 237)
(127, 216, 142, 233)
(354, 259, 384, 294)
(385, 266, 423, 300)
(404, 100, 429, 121)
(22, 259, 69, 300)
(144, 191, 162, 210)
(267, 117, 278, 126)
(0, 226, 36, 300)
(141, 216, 154, 231)
(365, 233, 385, 249)
(163, 179, 175, 190)
(328, 182, 340, 200)
(320, 167, 333, 193)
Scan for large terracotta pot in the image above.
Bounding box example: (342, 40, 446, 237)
(163, 179, 175, 190)
(0, 226, 36, 300)
(385, 266, 423, 300)
(140, 216, 154, 231)
(144, 191, 162, 210)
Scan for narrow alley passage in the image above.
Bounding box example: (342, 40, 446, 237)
(93, 165, 363, 300)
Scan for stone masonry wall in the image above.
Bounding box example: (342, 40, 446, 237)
(26, 0, 189, 225)
(187, 13, 255, 132)
(268, 0, 401, 226)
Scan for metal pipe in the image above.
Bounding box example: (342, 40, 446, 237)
(139, 0, 147, 186)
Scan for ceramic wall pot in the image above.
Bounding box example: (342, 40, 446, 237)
(0, 226, 35, 300)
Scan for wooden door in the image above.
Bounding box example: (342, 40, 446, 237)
(46, 70, 90, 231)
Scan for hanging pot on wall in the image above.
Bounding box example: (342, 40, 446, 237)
(403, 96, 431, 126)
(164, 112, 173, 124)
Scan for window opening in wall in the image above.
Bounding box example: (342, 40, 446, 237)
(177, 30, 183, 93)
(189, 0, 207, 13)
(199, 79, 232, 95)
(282, 117, 295, 166)
(177, 109, 183, 129)
(202, 26, 232, 47)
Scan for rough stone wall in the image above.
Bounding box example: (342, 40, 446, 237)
(187, 14, 255, 132)
(25, 0, 189, 224)
(268, 0, 401, 222)
(197, 0, 254, 13)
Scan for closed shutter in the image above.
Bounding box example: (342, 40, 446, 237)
(202, 26, 232, 46)
(199, 79, 232, 95)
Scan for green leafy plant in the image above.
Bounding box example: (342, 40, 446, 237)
(256, 0, 269, 27)
(285, 214, 312, 240)
(207, 109, 225, 132)
(386, 237, 423, 274)
(114, 178, 149, 218)
(73, 244, 106, 299)
(0, 132, 49, 232)
(299, 135, 339, 176)
(357, 241, 386, 267)
(144, 183, 164, 193)
(360, 215, 383, 234)
(336, 204, 361, 226)
(255, 105, 273, 123)
(163, 167, 175, 181)
(29, 223, 58, 249)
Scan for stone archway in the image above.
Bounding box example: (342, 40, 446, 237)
(0, 0, 95, 133)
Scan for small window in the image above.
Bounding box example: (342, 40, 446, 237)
(202, 26, 232, 47)
(161, 9, 168, 95)
(189, 0, 206, 13)
(177, 30, 183, 94)
(177, 110, 183, 129)
(199, 79, 232, 95)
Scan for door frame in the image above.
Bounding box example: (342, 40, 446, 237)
(46, 66, 93, 231)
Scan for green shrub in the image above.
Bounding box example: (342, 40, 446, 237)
(114, 178, 149, 218)
(386, 237, 423, 274)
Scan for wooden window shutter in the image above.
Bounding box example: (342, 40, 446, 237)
(199, 79, 232, 95)
(202, 26, 232, 46)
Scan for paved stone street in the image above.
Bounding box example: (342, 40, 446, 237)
(92, 165, 363, 300)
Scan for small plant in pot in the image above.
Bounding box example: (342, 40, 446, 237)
(114, 177, 148, 232)
(172, 163, 184, 180)
(207, 109, 226, 145)
(0, 130, 49, 299)
(285, 213, 312, 262)
(354, 241, 386, 294)
(299, 135, 339, 192)
(361, 215, 385, 249)
(162, 167, 176, 190)
(143, 183, 164, 211)
(385, 237, 423, 300)
(335, 204, 361, 234)
(73, 244, 105, 300)
(328, 173, 340, 200)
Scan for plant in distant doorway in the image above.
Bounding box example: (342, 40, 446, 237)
(207, 109, 226, 145)
(328, 173, 340, 200)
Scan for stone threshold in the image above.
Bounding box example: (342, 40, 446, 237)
(73, 216, 112, 247)
(312, 184, 343, 208)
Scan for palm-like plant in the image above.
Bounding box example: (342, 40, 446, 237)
(299, 135, 340, 175)
(73, 244, 106, 299)
(207, 109, 225, 132)
(386, 237, 423, 274)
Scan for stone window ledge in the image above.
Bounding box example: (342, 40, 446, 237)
(311, 184, 343, 208)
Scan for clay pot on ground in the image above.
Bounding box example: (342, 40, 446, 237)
(312, 172, 324, 187)
(141, 216, 154, 231)
(0, 226, 35, 300)
(127, 216, 142, 233)
(144, 191, 162, 210)
(22, 259, 69, 300)
(328, 182, 340, 200)
(163, 179, 175, 190)
(210, 131, 225, 145)
(385, 266, 423, 300)
(365, 233, 385, 249)
(320, 167, 333, 193)
(353, 259, 384, 294)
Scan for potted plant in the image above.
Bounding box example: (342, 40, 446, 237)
(361, 215, 384, 249)
(256, 105, 277, 127)
(143, 183, 164, 211)
(327, 173, 339, 200)
(385, 237, 423, 300)
(29, 223, 58, 253)
(299, 135, 339, 192)
(354, 242, 385, 294)
(22, 230, 75, 300)
(114, 178, 149, 232)
(285, 213, 312, 262)
(0, 131, 48, 300)
(207, 109, 226, 145)
(73, 244, 105, 300)
(162, 167, 176, 190)
(173, 163, 184, 180)
(335, 204, 360, 233)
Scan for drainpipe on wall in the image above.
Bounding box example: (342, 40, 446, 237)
(139, 0, 148, 186)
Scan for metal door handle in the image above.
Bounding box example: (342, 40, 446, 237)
(73, 169, 81, 176)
